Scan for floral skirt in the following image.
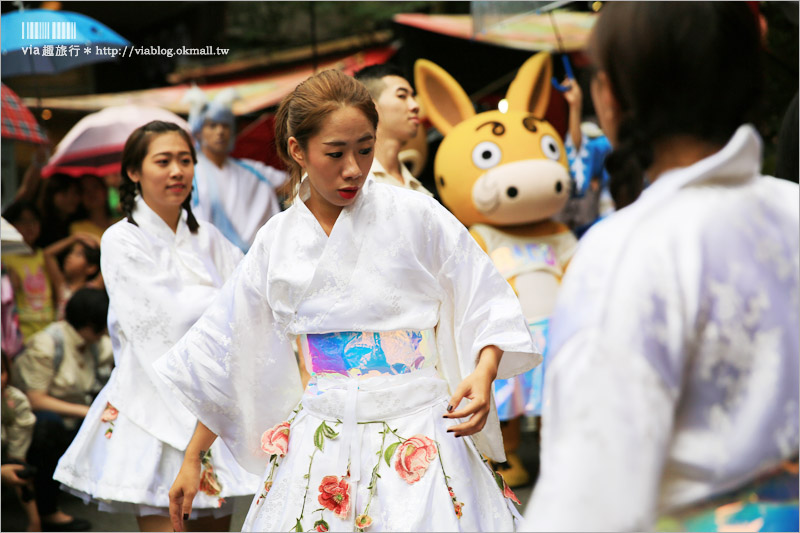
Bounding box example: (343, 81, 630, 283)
(243, 368, 522, 532)
(53, 386, 259, 517)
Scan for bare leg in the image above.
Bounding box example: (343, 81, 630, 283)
(137, 514, 173, 532)
(13, 485, 41, 532)
(186, 514, 232, 532)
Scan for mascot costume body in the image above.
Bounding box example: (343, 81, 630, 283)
(415, 52, 577, 487)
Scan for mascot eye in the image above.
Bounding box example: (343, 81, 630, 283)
(472, 141, 502, 170)
(540, 135, 561, 161)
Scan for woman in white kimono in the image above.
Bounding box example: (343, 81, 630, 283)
(53, 121, 259, 532)
(156, 70, 540, 532)
(523, 3, 799, 531)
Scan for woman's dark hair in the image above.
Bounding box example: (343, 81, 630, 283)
(119, 120, 200, 233)
(274, 69, 379, 198)
(64, 287, 109, 335)
(591, 1, 763, 208)
(74, 174, 113, 221)
(2, 200, 41, 225)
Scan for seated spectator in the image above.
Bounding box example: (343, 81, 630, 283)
(1, 202, 56, 343)
(13, 288, 112, 532)
(69, 175, 118, 240)
(2, 351, 39, 532)
(43, 233, 102, 319)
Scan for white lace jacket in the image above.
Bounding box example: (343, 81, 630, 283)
(524, 125, 800, 531)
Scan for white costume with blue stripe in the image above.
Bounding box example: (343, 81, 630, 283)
(192, 152, 288, 252)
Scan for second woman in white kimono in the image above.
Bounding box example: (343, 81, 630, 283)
(157, 70, 540, 532)
(53, 121, 259, 532)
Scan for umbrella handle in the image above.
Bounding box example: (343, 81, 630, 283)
(550, 54, 575, 92)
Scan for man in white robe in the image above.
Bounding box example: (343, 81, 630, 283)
(188, 88, 288, 252)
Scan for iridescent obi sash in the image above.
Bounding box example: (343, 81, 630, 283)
(298, 329, 445, 484)
(299, 329, 437, 381)
(656, 461, 799, 532)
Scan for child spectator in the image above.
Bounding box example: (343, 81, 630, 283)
(13, 288, 112, 532)
(1, 202, 55, 343)
(43, 233, 102, 319)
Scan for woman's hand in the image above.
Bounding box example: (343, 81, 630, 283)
(443, 345, 502, 437)
(168, 456, 201, 532)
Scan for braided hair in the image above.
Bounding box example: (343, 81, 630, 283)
(590, 2, 762, 209)
(119, 120, 200, 233)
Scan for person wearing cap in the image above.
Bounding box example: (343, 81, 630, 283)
(354, 64, 434, 197)
(187, 88, 289, 252)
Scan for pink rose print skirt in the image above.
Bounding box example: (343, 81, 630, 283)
(244, 329, 523, 532)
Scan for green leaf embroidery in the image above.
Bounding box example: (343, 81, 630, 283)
(493, 471, 505, 491)
(313, 424, 325, 452)
(384, 441, 400, 467)
(294, 518, 303, 532)
(321, 421, 339, 439)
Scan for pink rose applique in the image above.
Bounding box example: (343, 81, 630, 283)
(261, 421, 290, 457)
(394, 435, 438, 484)
(317, 475, 350, 519)
(101, 404, 118, 423)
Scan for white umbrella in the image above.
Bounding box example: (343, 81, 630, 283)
(42, 105, 191, 178)
(1, 217, 32, 255)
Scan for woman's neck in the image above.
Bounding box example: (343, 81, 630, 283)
(142, 197, 181, 233)
(305, 192, 342, 237)
(647, 136, 723, 183)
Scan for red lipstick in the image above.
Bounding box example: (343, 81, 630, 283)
(338, 187, 358, 200)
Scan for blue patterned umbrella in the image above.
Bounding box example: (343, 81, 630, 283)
(1, 8, 130, 77)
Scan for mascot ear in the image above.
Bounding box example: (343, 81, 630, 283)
(414, 59, 475, 135)
(505, 52, 553, 117)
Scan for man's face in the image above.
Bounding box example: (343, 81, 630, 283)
(199, 120, 232, 156)
(375, 75, 420, 144)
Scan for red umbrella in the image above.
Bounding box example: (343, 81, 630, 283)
(1, 83, 48, 144)
(42, 105, 191, 178)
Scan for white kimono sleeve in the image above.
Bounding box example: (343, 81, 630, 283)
(432, 206, 540, 461)
(154, 230, 303, 475)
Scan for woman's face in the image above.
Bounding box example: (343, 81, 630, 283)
(290, 106, 375, 214)
(80, 175, 108, 211)
(52, 182, 81, 217)
(127, 131, 194, 223)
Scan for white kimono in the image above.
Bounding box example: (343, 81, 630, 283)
(155, 179, 540, 531)
(523, 125, 800, 530)
(192, 153, 288, 252)
(54, 197, 259, 516)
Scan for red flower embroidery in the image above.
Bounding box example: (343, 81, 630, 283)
(313, 519, 329, 532)
(355, 514, 373, 529)
(101, 403, 118, 423)
(453, 501, 464, 519)
(317, 475, 350, 519)
(199, 464, 222, 496)
(394, 435, 438, 484)
(502, 478, 521, 505)
(261, 421, 290, 457)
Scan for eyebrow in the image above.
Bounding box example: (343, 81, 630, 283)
(151, 151, 193, 157)
(323, 134, 375, 145)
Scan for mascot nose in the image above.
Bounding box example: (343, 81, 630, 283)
(507, 186, 518, 198)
